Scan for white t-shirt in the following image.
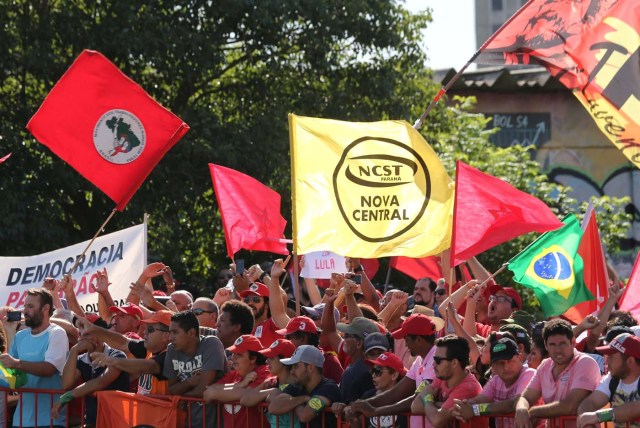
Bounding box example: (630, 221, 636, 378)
(595, 373, 640, 428)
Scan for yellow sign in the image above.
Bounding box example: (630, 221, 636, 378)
(289, 114, 453, 258)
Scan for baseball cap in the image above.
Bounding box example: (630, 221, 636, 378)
(109, 303, 143, 320)
(239, 282, 270, 298)
(227, 335, 263, 354)
(259, 339, 296, 359)
(302, 303, 340, 324)
(490, 337, 520, 363)
(596, 333, 640, 358)
(276, 316, 319, 336)
(600, 326, 634, 343)
(364, 332, 390, 354)
(391, 314, 436, 339)
(498, 287, 522, 309)
(365, 351, 407, 375)
(80, 313, 109, 329)
(337, 317, 380, 339)
(499, 324, 531, 349)
(140, 310, 172, 327)
(280, 345, 325, 368)
(410, 305, 445, 331)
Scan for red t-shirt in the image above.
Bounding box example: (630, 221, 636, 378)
(253, 318, 284, 348)
(432, 371, 488, 428)
(322, 349, 344, 384)
(217, 365, 270, 428)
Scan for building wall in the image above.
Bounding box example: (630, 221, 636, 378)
(459, 88, 640, 276)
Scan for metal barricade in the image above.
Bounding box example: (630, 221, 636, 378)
(0, 386, 85, 428)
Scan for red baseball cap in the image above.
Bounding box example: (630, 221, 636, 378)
(259, 339, 296, 358)
(366, 351, 407, 375)
(227, 334, 263, 354)
(596, 333, 640, 358)
(109, 303, 143, 320)
(276, 316, 318, 335)
(140, 310, 172, 327)
(239, 282, 270, 298)
(391, 314, 436, 339)
(499, 287, 522, 310)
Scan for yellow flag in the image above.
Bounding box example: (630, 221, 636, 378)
(289, 114, 453, 258)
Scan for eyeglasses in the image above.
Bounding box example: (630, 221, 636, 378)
(434, 289, 446, 296)
(243, 296, 262, 304)
(433, 356, 453, 365)
(146, 325, 169, 334)
(370, 366, 389, 377)
(192, 308, 214, 316)
(489, 295, 513, 304)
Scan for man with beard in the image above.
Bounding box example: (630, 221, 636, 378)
(412, 278, 436, 309)
(452, 337, 536, 427)
(479, 287, 522, 337)
(0, 288, 69, 427)
(515, 319, 601, 428)
(412, 335, 485, 428)
(239, 282, 283, 347)
(269, 345, 341, 428)
(349, 314, 437, 427)
(577, 333, 640, 428)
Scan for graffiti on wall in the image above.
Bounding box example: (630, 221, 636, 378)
(487, 113, 551, 148)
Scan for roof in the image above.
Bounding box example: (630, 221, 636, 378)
(433, 66, 566, 92)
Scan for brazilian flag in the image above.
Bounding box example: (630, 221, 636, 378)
(508, 214, 594, 317)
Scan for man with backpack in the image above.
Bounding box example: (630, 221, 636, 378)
(577, 333, 640, 428)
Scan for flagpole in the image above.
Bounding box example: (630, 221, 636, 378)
(384, 262, 392, 289)
(413, 0, 535, 130)
(67, 208, 118, 275)
(293, 253, 301, 316)
(479, 264, 508, 287)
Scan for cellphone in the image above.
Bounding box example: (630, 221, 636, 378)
(7, 311, 21, 322)
(236, 259, 245, 275)
(353, 274, 362, 285)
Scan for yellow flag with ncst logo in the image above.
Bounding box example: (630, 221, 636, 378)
(289, 114, 453, 258)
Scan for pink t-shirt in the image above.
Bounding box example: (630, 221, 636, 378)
(526, 351, 601, 404)
(481, 367, 536, 428)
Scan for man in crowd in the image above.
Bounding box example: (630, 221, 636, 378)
(577, 333, 640, 428)
(216, 300, 254, 348)
(412, 277, 437, 309)
(109, 303, 143, 335)
(0, 288, 69, 427)
(163, 311, 227, 427)
(452, 336, 535, 426)
(515, 319, 601, 428)
(336, 317, 378, 403)
(412, 335, 485, 428)
(239, 282, 283, 347)
(169, 290, 193, 312)
(350, 314, 437, 425)
(484, 287, 522, 335)
(269, 345, 342, 428)
(192, 297, 218, 334)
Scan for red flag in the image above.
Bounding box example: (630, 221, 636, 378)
(450, 161, 563, 266)
(27, 50, 189, 210)
(360, 259, 380, 279)
(620, 253, 640, 318)
(209, 163, 288, 258)
(475, 1, 640, 169)
(563, 206, 609, 324)
(0, 153, 11, 164)
(390, 256, 442, 280)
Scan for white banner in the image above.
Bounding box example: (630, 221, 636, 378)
(301, 251, 346, 279)
(0, 223, 146, 312)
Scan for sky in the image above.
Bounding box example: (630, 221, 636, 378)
(405, 0, 477, 70)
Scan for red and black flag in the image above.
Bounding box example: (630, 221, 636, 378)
(476, 1, 640, 168)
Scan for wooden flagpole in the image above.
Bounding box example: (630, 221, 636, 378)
(67, 208, 118, 276)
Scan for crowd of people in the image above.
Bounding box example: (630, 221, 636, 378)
(0, 255, 638, 428)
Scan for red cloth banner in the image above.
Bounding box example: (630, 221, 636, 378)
(476, 1, 640, 168)
(27, 50, 189, 210)
(390, 255, 442, 280)
(450, 161, 562, 267)
(209, 163, 288, 258)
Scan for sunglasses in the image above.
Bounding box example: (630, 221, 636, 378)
(192, 308, 214, 316)
(146, 325, 169, 334)
(243, 296, 262, 304)
(370, 366, 388, 377)
(434, 289, 446, 296)
(433, 356, 453, 365)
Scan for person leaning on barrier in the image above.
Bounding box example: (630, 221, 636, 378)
(412, 335, 486, 428)
(239, 339, 300, 428)
(52, 314, 129, 426)
(515, 318, 601, 428)
(577, 333, 640, 428)
(80, 310, 172, 395)
(349, 314, 438, 426)
(163, 310, 227, 428)
(269, 345, 341, 428)
(204, 334, 270, 427)
(0, 287, 69, 428)
(453, 336, 536, 427)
